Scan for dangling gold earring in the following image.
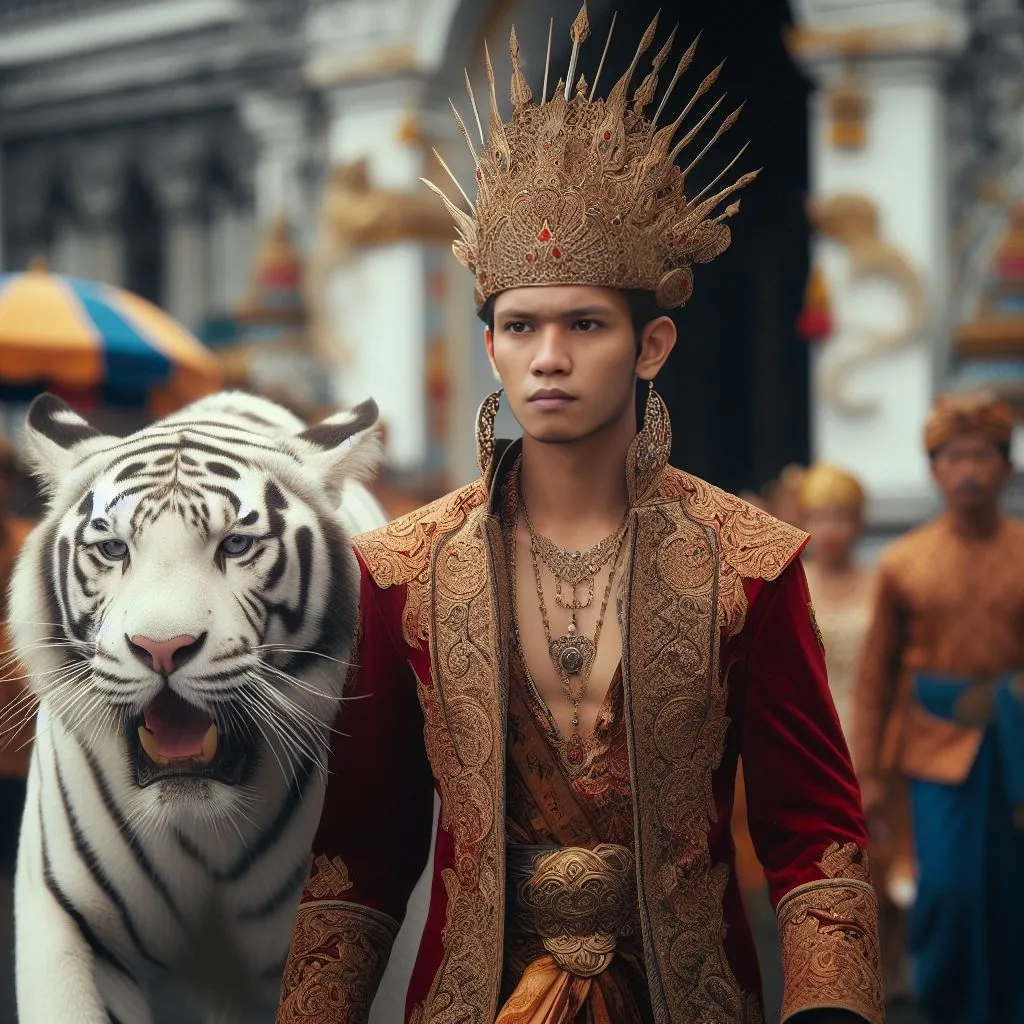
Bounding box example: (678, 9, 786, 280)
(476, 388, 503, 477)
(632, 380, 672, 478)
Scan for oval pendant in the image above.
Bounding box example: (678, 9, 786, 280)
(559, 645, 585, 674)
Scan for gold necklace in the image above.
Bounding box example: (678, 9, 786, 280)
(524, 507, 627, 612)
(529, 532, 624, 732)
(505, 466, 626, 735)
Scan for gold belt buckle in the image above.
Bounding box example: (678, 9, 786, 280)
(512, 843, 636, 978)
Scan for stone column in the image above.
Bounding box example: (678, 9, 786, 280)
(147, 132, 210, 330)
(240, 92, 309, 231)
(1, 148, 49, 273)
(0, 141, 5, 271)
(316, 76, 432, 473)
(69, 138, 127, 287)
(790, 0, 969, 524)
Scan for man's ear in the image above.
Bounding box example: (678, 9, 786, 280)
(23, 394, 113, 494)
(290, 398, 384, 506)
(485, 326, 501, 381)
(635, 316, 677, 381)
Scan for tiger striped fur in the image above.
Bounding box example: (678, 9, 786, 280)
(7, 390, 386, 1024)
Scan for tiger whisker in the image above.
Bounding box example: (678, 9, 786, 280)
(249, 670, 338, 747)
(252, 660, 339, 704)
(245, 681, 330, 781)
(246, 689, 327, 779)
(241, 696, 299, 789)
(254, 644, 353, 668)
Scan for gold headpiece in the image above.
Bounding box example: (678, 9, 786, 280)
(800, 463, 866, 514)
(924, 391, 1015, 456)
(424, 5, 757, 309)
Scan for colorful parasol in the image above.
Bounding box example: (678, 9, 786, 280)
(0, 262, 222, 415)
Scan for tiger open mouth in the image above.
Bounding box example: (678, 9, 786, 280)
(130, 688, 249, 787)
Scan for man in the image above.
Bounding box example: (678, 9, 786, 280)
(277, 9, 882, 1023)
(853, 391, 1024, 1023)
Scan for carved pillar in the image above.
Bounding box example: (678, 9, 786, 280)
(790, 0, 969, 523)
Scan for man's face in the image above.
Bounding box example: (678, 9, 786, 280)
(930, 433, 1013, 513)
(485, 285, 663, 445)
(804, 505, 862, 562)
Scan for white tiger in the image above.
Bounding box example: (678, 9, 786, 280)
(8, 390, 386, 1024)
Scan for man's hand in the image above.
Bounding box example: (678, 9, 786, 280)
(858, 774, 890, 843)
(859, 774, 886, 815)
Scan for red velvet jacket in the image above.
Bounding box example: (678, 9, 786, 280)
(276, 440, 882, 1024)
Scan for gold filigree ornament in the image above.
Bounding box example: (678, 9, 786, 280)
(475, 387, 503, 476)
(422, 5, 758, 310)
(511, 843, 637, 978)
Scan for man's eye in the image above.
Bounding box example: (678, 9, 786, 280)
(504, 322, 530, 334)
(220, 535, 255, 558)
(573, 319, 602, 331)
(98, 539, 128, 560)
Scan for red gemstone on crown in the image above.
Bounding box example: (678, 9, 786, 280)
(537, 226, 552, 243)
(543, 141, 551, 149)
(525, 252, 536, 263)
(476, 169, 483, 180)
(603, 131, 612, 141)
(551, 246, 562, 258)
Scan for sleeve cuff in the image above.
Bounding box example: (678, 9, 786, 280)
(776, 875, 884, 1024)
(276, 900, 400, 1024)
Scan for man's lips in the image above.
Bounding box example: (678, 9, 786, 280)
(529, 390, 576, 408)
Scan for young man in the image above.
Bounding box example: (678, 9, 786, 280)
(853, 391, 1024, 1024)
(276, 10, 882, 1023)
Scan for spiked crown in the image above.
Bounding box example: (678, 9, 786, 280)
(424, 5, 758, 310)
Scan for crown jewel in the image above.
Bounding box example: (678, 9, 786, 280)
(424, 5, 758, 309)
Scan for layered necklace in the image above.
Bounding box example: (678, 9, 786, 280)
(512, 468, 628, 735)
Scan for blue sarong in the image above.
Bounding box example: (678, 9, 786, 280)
(909, 673, 1024, 1023)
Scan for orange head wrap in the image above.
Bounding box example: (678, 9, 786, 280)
(924, 391, 1014, 457)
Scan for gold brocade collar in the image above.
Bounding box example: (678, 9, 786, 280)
(483, 389, 673, 514)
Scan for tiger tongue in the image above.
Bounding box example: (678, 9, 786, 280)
(143, 689, 213, 759)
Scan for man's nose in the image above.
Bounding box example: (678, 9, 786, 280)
(531, 327, 571, 373)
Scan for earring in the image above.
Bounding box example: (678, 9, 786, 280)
(475, 388, 503, 477)
(636, 380, 672, 472)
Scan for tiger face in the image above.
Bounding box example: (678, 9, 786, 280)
(10, 393, 380, 814)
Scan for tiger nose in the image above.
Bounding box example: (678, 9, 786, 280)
(126, 633, 207, 676)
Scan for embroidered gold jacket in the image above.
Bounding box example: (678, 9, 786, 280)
(276, 440, 883, 1024)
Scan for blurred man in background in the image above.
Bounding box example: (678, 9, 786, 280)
(854, 391, 1024, 1024)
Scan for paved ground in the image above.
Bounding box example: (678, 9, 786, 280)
(0, 779, 926, 1023)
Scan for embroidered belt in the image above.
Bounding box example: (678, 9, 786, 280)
(506, 842, 637, 978)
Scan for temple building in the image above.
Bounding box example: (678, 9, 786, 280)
(0, 0, 1021, 526)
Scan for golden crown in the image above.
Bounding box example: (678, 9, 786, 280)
(423, 5, 758, 310)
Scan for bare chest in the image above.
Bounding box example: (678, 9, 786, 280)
(511, 527, 625, 740)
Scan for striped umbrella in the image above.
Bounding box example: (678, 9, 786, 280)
(0, 263, 222, 415)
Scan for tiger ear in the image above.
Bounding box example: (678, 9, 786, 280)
(23, 394, 113, 492)
(291, 398, 384, 505)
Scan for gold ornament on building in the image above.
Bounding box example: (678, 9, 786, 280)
(957, 200, 1024, 361)
(827, 69, 869, 150)
(423, 5, 758, 309)
(236, 214, 306, 327)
